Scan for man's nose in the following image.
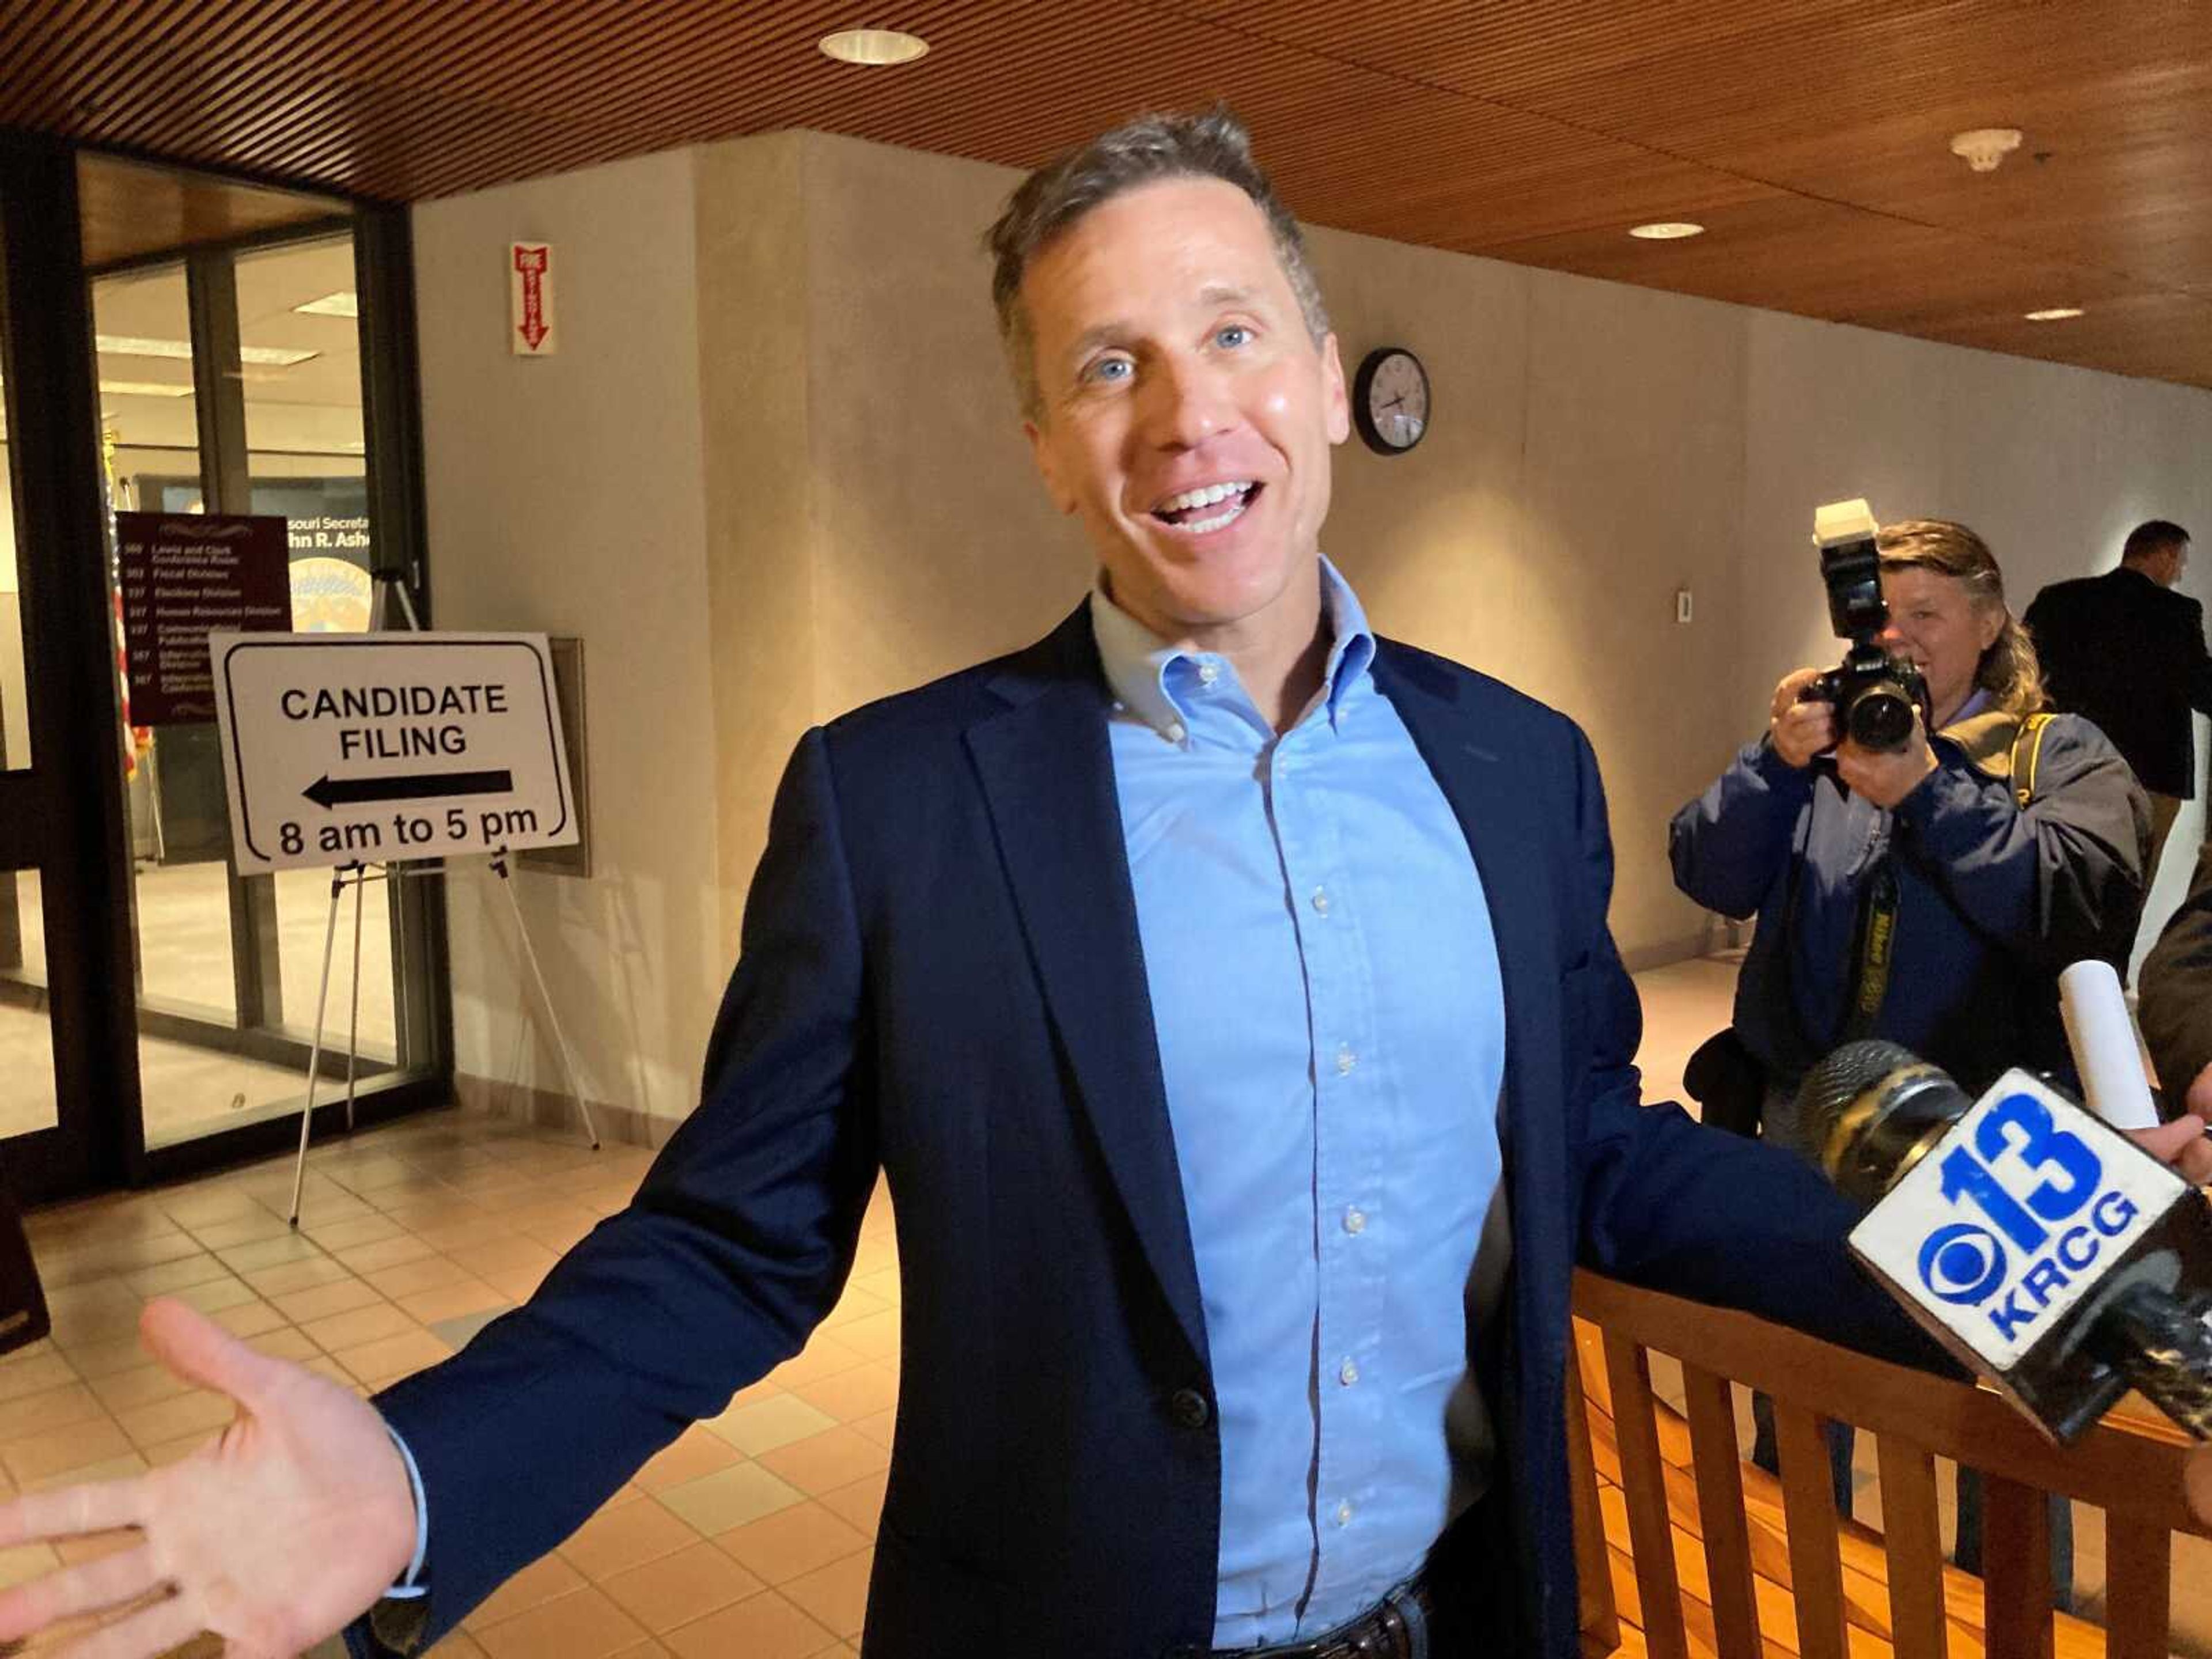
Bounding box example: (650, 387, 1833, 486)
(1878, 619, 1907, 649)
(1140, 353, 1237, 447)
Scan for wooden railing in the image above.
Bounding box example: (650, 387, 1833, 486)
(1567, 1270, 2212, 1659)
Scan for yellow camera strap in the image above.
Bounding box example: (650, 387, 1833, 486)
(1846, 863, 1900, 1040)
(2011, 711, 2055, 808)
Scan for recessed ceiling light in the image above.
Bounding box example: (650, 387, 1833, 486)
(293, 291, 358, 319)
(1629, 221, 1705, 241)
(1950, 128, 2024, 173)
(97, 380, 194, 399)
(96, 333, 317, 367)
(2024, 306, 2085, 321)
(819, 28, 928, 65)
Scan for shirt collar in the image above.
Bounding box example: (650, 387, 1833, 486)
(1088, 554, 1376, 740)
(1942, 686, 1994, 730)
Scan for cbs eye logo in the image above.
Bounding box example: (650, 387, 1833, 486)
(1916, 1222, 2008, 1305)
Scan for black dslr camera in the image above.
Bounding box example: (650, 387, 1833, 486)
(1805, 499, 1927, 752)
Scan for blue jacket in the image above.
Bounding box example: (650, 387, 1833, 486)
(359, 605, 1942, 1658)
(1669, 712, 2148, 1097)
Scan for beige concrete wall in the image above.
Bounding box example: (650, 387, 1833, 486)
(798, 135, 1076, 719)
(694, 133, 820, 943)
(413, 147, 725, 1126)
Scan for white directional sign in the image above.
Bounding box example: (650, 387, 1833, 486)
(211, 632, 578, 873)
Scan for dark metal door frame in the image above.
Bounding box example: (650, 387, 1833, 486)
(0, 130, 144, 1201)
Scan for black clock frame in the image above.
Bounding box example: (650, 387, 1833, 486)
(1351, 346, 1430, 456)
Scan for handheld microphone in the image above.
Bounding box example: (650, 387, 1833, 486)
(1801, 1040, 2212, 1442)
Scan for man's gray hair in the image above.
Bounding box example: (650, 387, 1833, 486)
(986, 107, 1332, 422)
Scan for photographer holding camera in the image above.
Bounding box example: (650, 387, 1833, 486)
(1668, 516, 2152, 1584)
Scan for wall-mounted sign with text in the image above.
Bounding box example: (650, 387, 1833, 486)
(115, 512, 293, 725)
(510, 241, 556, 355)
(210, 632, 578, 874)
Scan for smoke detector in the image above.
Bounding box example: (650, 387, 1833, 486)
(1949, 128, 2024, 173)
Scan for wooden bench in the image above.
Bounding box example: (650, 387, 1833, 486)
(1567, 1269, 2212, 1658)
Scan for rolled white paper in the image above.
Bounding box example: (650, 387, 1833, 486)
(2059, 959, 2161, 1131)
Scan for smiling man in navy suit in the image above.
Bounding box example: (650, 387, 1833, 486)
(0, 110, 1951, 1659)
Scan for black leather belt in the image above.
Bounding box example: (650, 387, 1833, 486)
(1207, 1573, 1434, 1659)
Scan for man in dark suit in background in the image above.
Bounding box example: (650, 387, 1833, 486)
(0, 110, 1966, 1659)
(2027, 520, 2212, 874)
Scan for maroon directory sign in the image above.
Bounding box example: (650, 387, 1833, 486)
(116, 512, 293, 725)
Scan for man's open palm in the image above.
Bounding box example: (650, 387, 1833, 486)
(0, 1298, 417, 1657)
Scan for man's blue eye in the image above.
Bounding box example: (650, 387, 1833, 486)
(1217, 325, 1252, 348)
(1088, 358, 1132, 382)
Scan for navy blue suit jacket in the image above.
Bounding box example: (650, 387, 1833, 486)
(365, 602, 1937, 1657)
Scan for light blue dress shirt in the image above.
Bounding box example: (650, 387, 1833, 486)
(1090, 557, 1507, 1646)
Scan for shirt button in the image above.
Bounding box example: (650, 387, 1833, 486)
(1335, 1501, 1354, 1527)
(1165, 722, 1186, 743)
(1311, 887, 1330, 915)
(1197, 661, 1219, 686)
(1343, 1207, 1366, 1235)
(1339, 1357, 1359, 1387)
(1336, 1045, 1356, 1075)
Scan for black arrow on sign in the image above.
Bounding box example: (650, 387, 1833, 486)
(302, 770, 514, 810)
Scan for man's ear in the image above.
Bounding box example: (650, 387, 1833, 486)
(1319, 333, 1350, 446)
(1024, 419, 1079, 517)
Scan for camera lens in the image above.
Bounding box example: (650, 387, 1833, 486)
(1849, 685, 1915, 750)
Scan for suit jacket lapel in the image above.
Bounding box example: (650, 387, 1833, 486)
(965, 605, 1210, 1370)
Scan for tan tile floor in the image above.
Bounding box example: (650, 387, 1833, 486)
(1, 1112, 889, 1658)
(3, 957, 2209, 1656)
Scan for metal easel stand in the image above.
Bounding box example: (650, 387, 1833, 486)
(286, 571, 600, 1227)
(488, 844, 601, 1154)
(285, 848, 603, 1225)
(289, 859, 380, 1225)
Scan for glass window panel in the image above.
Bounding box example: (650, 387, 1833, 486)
(235, 235, 398, 1061)
(0, 430, 28, 774)
(93, 264, 233, 1033)
(140, 1033, 316, 1152)
(0, 870, 57, 1138)
(274, 868, 398, 1065)
(0, 204, 28, 775)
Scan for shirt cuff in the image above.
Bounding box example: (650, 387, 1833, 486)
(383, 1419, 430, 1598)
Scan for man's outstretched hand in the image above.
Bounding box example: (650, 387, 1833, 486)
(0, 1297, 417, 1657)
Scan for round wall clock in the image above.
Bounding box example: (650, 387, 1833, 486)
(1352, 346, 1430, 456)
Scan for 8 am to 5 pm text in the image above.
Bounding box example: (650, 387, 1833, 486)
(276, 806, 542, 859)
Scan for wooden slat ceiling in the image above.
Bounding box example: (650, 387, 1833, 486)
(3, 0, 2208, 388)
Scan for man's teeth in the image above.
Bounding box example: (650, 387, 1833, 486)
(1183, 499, 1248, 533)
(1158, 480, 1252, 514)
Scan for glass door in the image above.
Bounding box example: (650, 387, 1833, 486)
(0, 134, 450, 1202)
(0, 131, 143, 1203)
(96, 230, 418, 1153)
